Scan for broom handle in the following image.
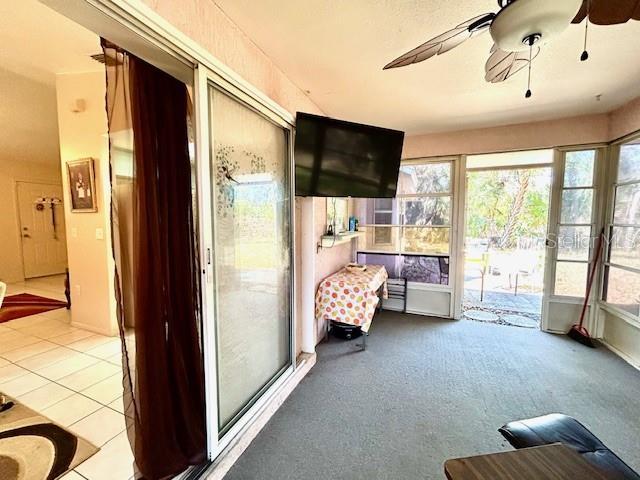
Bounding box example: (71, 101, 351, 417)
(577, 228, 605, 328)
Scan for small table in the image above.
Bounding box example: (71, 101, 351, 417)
(315, 265, 388, 349)
(444, 443, 611, 480)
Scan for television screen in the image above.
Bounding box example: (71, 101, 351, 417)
(294, 112, 404, 197)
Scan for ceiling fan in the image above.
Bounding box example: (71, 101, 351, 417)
(384, 0, 640, 98)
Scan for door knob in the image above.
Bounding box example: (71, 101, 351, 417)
(22, 234, 31, 238)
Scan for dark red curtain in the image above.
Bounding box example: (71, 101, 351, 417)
(102, 39, 207, 480)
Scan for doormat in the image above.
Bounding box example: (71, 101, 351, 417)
(0, 393, 99, 480)
(0, 294, 67, 324)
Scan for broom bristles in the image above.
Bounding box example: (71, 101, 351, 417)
(568, 324, 596, 348)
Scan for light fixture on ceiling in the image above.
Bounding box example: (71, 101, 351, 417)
(384, 0, 640, 99)
(489, 0, 582, 52)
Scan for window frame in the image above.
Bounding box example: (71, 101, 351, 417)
(355, 157, 457, 290)
(362, 157, 454, 257)
(601, 137, 640, 321)
(552, 149, 599, 298)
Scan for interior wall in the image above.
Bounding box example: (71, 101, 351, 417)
(55, 71, 118, 336)
(403, 95, 640, 159)
(403, 113, 611, 158)
(312, 197, 353, 342)
(600, 309, 640, 369)
(0, 67, 62, 283)
(609, 96, 640, 141)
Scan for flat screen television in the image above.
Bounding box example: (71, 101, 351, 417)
(294, 112, 404, 197)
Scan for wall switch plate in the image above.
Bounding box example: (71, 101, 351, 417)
(95, 228, 104, 240)
(71, 227, 78, 238)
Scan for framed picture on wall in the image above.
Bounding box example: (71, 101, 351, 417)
(67, 158, 97, 212)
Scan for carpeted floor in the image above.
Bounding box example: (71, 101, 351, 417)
(224, 311, 640, 480)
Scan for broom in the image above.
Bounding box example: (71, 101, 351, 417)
(567, 228, 605, 348)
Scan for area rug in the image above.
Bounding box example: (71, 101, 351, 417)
(0, 294, 67, 324)
(0, 394, 99, 480)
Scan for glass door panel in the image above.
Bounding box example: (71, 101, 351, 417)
(208, 85, 291, 435)
(542, 149, 598, 333)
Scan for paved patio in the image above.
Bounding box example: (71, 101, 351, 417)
(464, 289, 542, 316)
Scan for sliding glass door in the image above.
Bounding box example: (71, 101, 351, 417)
(207, 84, 293, 437)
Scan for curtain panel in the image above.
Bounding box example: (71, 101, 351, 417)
(102, 39, 206, 480)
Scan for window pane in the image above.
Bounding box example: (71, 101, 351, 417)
(563, 150, 595, 187)
(356, 252, 402, 278)
(467, 149, 553, 169)
(354, 252, 449, 285)
(402, 227, 450, 254)
(358, 225, 401, 252)
(401, 255, 449, 285)
(374, 212, 392, 224)
(604, 266, 640, 317)
(613, 183, 640, 225)
(618, 144, 640, 183)
(374, 198, 393, 210)
(210, 87, 291, 432)
(554, 261, 587, 297)
(560, 189, 593, 224)
(557, 226, 591, 261)
(610, 226, 640, 269)
(398, 162, 451, 194)
(401, 197, 451, 226)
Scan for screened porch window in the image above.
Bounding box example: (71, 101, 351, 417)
(602, 141, 640, 318)
(356, 159, 453, 285)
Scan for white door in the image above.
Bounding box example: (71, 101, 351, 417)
(17, 182, 68, 278)
(542, 149, 601, 333)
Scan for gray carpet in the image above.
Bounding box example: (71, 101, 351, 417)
(225, 311, 640, 479)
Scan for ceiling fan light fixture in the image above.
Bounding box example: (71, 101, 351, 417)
(490, 0, 583, 52)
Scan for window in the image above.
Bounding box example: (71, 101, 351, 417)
(357, 159, 453, 284)
(373, 198, 394, 245)
(554, 150, 596, 297)
(602, 141, 640, 318)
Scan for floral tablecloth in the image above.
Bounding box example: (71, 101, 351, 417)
(315, 265, 388, 333)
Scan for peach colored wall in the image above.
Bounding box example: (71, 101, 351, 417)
(140, 0, 321, 117)
(56, 71, 118, 337)
(403, 96, 640, 159)
(609, 96, 640, 141)
(312, 197, 353, 342)
(403, 113, 610, 158)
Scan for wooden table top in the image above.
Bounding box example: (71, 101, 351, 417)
(444, 443, 611, 480)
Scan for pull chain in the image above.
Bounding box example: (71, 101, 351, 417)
(581, 0, 590, 61)
(525, 42, 532, 98)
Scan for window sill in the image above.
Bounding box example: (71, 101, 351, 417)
(598, 301, 640, 329)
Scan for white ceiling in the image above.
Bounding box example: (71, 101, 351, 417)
(0, 0, 102, 86)
(214, 0, 640, 135)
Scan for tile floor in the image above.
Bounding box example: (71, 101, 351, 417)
(0, 275, 135, 480)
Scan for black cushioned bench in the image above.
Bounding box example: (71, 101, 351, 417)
(499, 413, 640, 480)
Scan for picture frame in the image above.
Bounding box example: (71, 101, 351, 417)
(66, 158, 97, 212)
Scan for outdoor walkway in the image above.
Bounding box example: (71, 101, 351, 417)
(464, 289, 542, 316)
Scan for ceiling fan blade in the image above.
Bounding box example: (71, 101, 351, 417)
(383, 13, 494, 70)
(485, 44, 540, 84)
(572, 0, 640, 24)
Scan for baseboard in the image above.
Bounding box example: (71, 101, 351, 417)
(599, 339, 640, 372)
(70, 319, 117, 337)
(203, 352, 317, 479)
